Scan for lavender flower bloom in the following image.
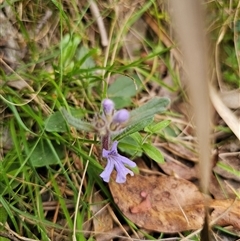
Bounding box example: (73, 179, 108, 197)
(100, 141, 136, 183)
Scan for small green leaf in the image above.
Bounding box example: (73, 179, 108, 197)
(0, 206, 8, 224)
(142, 143, 164, 163)
(0, 206, 9, 241)
(108, 76, 137, 99)
(61, 34, 81, 68)
(129, 132, 143, 145)
(109, 96, 132, 109)
(144, 120, 171, 133)
(115, 98, 170, 141)
(45, 111, 68, 133)
(118, 136, 142, 156)
(76, 46, 95, 69)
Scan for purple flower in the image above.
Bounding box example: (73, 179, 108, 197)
(112, 109, 129, 124)
(100, 141, 136, 183)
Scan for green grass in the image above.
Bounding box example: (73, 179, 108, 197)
(0, 0, 239, 240)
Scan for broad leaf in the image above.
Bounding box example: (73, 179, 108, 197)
(45, 111, 68, 132)
(29, 139, 65, 167)
(108, 76, 137, 99)
(118, 136, 142, 157)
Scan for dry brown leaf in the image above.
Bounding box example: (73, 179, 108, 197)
(159, 149, 197, 180)
(210, 199, 240, 229)
(209, 175, 240, 199)
(92, 192, 113, 240)
(162, 142, 198, 162)
(109, 173, 204, 233)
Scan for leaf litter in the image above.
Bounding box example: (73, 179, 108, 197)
(109, 171, 240, 233)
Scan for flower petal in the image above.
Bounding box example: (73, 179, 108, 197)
(114, 160, 134, 183)
(100, 158, 114, 182)
(102, 148, 110, 158)
(115, 154, 136, 168)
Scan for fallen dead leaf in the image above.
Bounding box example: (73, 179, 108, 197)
(159, 148, 197, 180)
(161, 142, 198, 162)
(92, 191, 113, 240)
(109, 173, 204, 233)
(210, 199, 240, 230)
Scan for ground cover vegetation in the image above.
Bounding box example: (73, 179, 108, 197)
(0, 0, 239, 240)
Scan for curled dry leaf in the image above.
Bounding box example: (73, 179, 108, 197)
(109, 173, 204, 233)
(159, 149, 197, 180)
(210, 199, 240, 230)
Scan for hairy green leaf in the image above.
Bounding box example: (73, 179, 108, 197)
(61, 108, 94, 132)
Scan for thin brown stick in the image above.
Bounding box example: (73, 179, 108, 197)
(168, 1, 213, 240)
(89, 0, 108, 47)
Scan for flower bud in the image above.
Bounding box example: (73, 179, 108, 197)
(110, 109, 129, 131)
(112, 109, 130, 123)
(102, 99, 114, 119)
(102, 99, 114, 115)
